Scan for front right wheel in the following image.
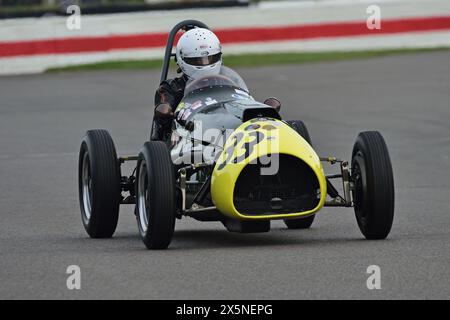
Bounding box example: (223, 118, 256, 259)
(135, 141, 176, 249)
(78, 129, 121, 238)
(352, 131, 394, 240)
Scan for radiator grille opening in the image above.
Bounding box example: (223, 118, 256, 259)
(233, 154, 320, 216)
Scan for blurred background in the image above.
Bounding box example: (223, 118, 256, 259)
(0, 0, 250, 18)
(1, 0, 450, 75)
(1, 0, 450, 300)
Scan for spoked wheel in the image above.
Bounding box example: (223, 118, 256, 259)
(78, 129, 121, 238)
(352, 131, 394, 240)
(283, 120, 315, 229)
(135, 141, 176, 249)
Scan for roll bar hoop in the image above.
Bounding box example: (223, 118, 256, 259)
(160, 20, 210, 83)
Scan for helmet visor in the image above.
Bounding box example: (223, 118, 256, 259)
(183, 53, 222, 66)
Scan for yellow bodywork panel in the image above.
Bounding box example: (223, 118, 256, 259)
(211, 118, 327, 220)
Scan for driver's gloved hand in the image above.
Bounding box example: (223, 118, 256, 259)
(155, 103, 174, 118)
(151, 103, 174, 141)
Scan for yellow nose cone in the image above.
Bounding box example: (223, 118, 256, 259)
(211, 118, 327, 220)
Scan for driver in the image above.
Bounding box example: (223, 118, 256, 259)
(152, 27, 280, 140)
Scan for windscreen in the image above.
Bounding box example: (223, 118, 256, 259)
(185, 74, 238, 95)
(184, 66, 249, 97)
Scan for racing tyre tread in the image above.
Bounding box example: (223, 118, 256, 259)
(78, 129, 120, 238)
(352, 131, 394, 240)
(136, 141, 176, 249)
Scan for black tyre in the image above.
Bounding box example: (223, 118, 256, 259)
(136, 141, 176, 249)
(352, 131, 394, 240)
(283, 120, 316, 229)
(285, 120, 312, 145)
(78, 129, 121, 238)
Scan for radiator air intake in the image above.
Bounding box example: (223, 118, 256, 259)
(233, 154, 320, 216)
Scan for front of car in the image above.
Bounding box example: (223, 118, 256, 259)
(211, 118, 327, 220)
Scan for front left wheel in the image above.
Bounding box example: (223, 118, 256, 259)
(136, 141, 176, 249)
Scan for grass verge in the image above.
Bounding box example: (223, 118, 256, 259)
(46, 47, 448, 73)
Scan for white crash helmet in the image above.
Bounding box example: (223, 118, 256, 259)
(176, 28, 222, 80)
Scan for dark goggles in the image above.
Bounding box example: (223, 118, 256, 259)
(183, 53, 222, 66)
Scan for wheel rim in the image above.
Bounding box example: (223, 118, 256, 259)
(81, 152, 93, 221)
(352, 152, 368, 226)
(138, 160, 150, 233)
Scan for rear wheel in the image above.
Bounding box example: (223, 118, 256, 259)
(136, 141, 176, 249)
(352, 131, 394, 239)
(283, 120, 315, 229)
(78, 129, 121, 238)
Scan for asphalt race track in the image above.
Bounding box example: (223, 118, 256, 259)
(1, 51, 449, 299)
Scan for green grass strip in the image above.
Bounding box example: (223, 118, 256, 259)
(46, 47, 449, 73)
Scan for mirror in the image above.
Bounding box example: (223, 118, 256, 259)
(263, 97, 281, 112)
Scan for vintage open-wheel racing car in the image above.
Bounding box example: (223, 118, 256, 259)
(78, 20, 395, 249)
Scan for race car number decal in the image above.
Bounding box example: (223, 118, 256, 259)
(217, 130, 265, 171)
